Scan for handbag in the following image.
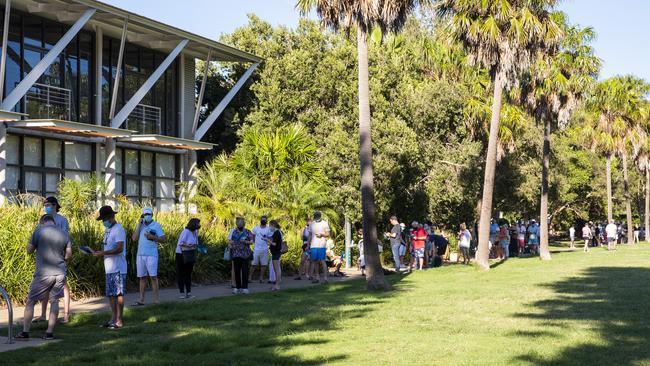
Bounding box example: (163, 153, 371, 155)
(223, 247, 231, 261)
(182, 249, 197, 264)
(279, 230, 289, 254)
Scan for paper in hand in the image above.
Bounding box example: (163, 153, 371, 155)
(79, 246, 94, 255)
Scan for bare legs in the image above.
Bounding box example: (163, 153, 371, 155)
(272, 260, 281, 290)
(23, 299, 59, 335)
(38, 281, 70, 322)
(138, 276, 159, 304)
(108, 295, 124, 327)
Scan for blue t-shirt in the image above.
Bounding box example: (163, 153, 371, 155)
(137, 221, 164, 257)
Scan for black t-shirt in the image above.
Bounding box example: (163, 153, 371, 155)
(270, 230, 283, 255)
(432, 234, 448, 256)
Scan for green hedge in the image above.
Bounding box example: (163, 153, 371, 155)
(0, 205, 304, 305)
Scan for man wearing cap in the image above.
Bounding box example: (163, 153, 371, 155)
(309, 211, 330, 284)
(33, 196, 73, 324)
(14, 214, 71, 341)
(251, 215, 272, 283)
(92, 206, 127, 330)
(132, 207, 166, 306)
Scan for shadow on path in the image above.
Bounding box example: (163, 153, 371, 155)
(2, 275, 405, 365)
(513, 266, 650, 365)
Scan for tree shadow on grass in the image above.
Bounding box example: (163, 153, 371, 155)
(512, 267, 650, 365)
(2, 276, 404, 366)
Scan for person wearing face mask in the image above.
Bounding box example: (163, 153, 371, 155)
(132, 207, 166, 306)
(92, 206, 127, 330)
(251, 215, 273, 283)
(228, 217, 253, 294)
(33, 196, 72, 324)
(176, 218, 201, 299)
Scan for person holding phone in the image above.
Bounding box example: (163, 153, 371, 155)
(131, 207, 166, 306)
(228, 217, 253, 294)
(176, 218, 200, 299)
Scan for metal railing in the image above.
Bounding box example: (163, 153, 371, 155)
(127, 103, 161, 134)
(0, 286, 13, 344)
(24, 82, 72, 120)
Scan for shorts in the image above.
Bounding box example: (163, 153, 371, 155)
(425, 242, 433, 251)
(105, 272, 127, 297)
(398, 244, 406, 256)
(500, 240, 509, 248)
(413, 248, 425, 259)
(607, 237, 616, 243)
(28, 275, 65, 303)
(517, 239, 525, 247)
(359, 255, 365, 268)
(271, 252, 282, 261)
(136, 255, 158, 277)
(310, 247, 326, 261)
(252, 251, 269, 266)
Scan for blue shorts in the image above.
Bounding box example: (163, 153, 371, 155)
(271, 252, 282, 261)
(310, 247, 326, 261)
(105, 272, 127, 297)
(413, 248, 425, 259)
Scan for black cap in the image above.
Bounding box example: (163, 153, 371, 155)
(313, 211, 322, 220)
(96, 205, 118, 221)
(44, 196, 60, 208)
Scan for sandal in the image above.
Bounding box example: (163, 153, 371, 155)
(107, 324, 122, 330)
(132, 301, 145, 307)
(100, 321, 114, 328)
(32, 317, 46, 324)
(14, 332, 29, 341)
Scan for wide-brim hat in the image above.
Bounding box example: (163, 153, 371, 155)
(96, 206, 118, 221)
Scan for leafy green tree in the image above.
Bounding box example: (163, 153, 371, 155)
(435, 0, 563, 270)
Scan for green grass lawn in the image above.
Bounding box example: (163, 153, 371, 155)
(4, 243, 650, 365)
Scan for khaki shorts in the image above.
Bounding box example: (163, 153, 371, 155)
(252, 251, 269, 266)
(28, 275, 65, 303)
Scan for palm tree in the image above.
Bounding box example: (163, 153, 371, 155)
(435, 0, 563, 270)
(635, 120, 650, 239)
(521, 20, 600, 259)
(297, 0, 430, 290)
(589, 77, 648, 234)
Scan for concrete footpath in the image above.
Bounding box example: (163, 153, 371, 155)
(0, 270, 361, 353)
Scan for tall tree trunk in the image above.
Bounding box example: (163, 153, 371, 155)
(606, 154, 613, 222)
(476, 72, 505, 271)
(645, 167, 649, 241)
(357, 28, 390, 291)
(622, 153, 634, 245)
(539, 114, 552, 260)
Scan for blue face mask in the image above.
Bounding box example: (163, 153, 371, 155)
(103, 220, 113, 229)
(44, 206, 54, 215)
(143, 214, 153, 224)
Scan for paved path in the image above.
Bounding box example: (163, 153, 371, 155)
(0, 269, 361, 352)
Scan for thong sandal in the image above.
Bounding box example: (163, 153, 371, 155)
(132, 301, 145, 307)
(100, 321, 114, 328)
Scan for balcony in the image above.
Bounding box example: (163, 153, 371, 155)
(24, 82, 71, 120)
(126, 103, 161, 134)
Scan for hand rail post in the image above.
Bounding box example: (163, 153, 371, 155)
(0, 286, 14, 344)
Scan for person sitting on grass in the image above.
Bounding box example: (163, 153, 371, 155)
(15, 214, 71, 341)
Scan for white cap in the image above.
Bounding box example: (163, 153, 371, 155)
(142, 207, 153, 215)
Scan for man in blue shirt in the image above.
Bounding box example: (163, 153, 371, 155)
(132, 207, 166, 305)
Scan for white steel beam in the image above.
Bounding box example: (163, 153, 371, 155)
(108, 17, 128, 119)
(1, 8, 96, 111)
(192, 48, 211, 135)
(111, 39, 189, 129)
(194, 63, 258, 141)
(0, 0, 11, 102)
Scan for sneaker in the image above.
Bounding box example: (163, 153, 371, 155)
(294, 276, 302, 280)
(179, 293, 187, 299)
(241, 289, 250, 295)
(232, 288, 240, 295)
(41, 333, 55, 340)
(185, 293, 195, 299)
(14, 332, 29, 341)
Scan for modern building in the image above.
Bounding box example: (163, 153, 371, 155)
(0, 0, 260, 210)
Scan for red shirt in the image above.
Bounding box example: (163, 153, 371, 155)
(412, 227, 427, 250)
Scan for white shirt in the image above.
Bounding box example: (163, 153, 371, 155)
(310, 220, 330, 248)
(517, 225, 526, 240)
(569, 227, 575, 238)
(103, 223, 127, 274)
(605, 223, 617, 239)
(252, 225, 273, 252)
(459, 230, 471, 248)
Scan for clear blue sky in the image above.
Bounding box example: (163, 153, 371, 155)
(104, 0, 649, 81)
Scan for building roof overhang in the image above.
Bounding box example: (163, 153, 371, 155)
(118, 134, 213, 151)
(10, 0, 262, 63)
(4, 119, 135, 138)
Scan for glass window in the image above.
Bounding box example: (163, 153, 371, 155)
(25, 171, 42, 191)
(115, 148, 123, 174)
(46, 173, 60, 193)
(6, 134, 19, 165)
(142, 180, 154, 197)
(115, 174, 122, 194)
(24, 17, 42, 48)
(64, 142, 91, 170)
(6, 27, 21, 100)
(126, 179, 139, 196)
(65, 171, 90, 182)
(44, 139, 62, 168)
(6, 167, 19, 190)
(156, 154, 174, 178)
(125, 150, 138, 175)
(156, 178, 175, 198)
(157, 198, 175, 212)
(24, 137, 42, 166)
(141, 151, 153, 176)
(44, 21, 62, 50)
